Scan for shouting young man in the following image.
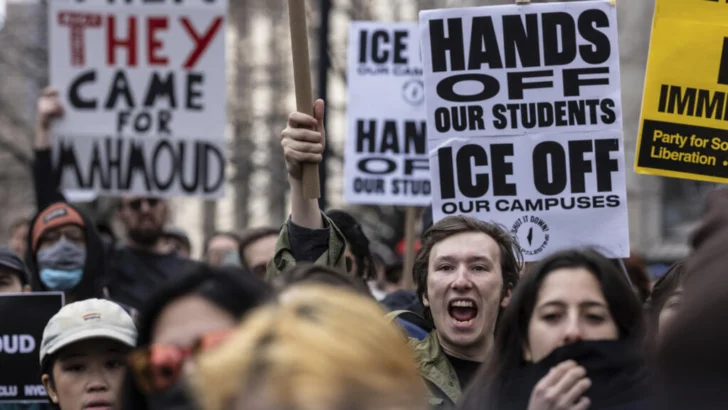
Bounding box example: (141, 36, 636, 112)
(405, 216, 523, 407)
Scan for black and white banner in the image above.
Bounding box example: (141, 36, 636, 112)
(344, 22, 431, 206)
(420, 1, 629, 260)
(0, 293, 64, 403)
(49, 0, 227, 198)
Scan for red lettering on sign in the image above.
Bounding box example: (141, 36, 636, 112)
(147, 17, 169, 66)
(58, 11, 103, 67)
(106, 16, 138, 67)
(180, 17, 223, 69)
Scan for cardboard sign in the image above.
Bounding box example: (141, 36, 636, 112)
(420, 1, 629, 261)
(635, 0, 728, 183)
(344, 22, 430, 206)
(48, 0, 228, 198)
(0, 293, 64, 403)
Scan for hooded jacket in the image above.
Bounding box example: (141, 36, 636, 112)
(25, 202, 106, 302)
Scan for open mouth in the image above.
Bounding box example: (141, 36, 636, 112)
(448, 298, 479, 325)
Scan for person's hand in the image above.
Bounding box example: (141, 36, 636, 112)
(36, 87, 64, 131)
(280, 99, 325, 181)
(527, 360, 591, 410)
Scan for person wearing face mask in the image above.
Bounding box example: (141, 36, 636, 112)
(26, 202, 106, 303)
(458, 249, 648, 410)
(123, 263, 271, 410)
(39, 298, 137, 410)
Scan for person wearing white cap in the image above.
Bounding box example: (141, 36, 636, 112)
(39, 299, 137, 410)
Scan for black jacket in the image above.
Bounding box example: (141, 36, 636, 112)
(494, 341, 651, 410)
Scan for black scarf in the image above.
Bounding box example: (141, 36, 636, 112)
(496, 340, 650, 410)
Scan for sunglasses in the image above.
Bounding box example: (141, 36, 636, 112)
(127, 198, 160, 211)
(128, 329, 232, 394)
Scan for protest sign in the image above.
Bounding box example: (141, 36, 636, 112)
(420, 1, 629, 261)
(344, 22, 430, 206)
(0, 293, 64, 403)
(635, 0, 728, 183)
(48, 0, 227, 198)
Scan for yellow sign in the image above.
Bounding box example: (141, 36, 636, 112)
(634, 0, 728, 183)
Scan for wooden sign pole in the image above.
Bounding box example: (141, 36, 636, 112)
(288, 0, 321, 199)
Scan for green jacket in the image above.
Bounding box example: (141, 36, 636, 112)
(388, 312, 462, 409)
(265, 213, 348, 280)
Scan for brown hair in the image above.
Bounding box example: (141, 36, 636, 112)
(274, 263, 372, 298)
(413, 215, 523, 326)
(193, 285, 428, 410)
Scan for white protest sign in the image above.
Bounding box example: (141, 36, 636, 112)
(344, 22, 430, 206)
(49, 0, 227, 198)
(420, 1, 629, 261)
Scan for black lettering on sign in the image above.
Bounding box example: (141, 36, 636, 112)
(456, 145, 489, 198)
(502, 14, 540, 68)
(492, 98, 616, 129)
(437, 144, 516, 199)
(56, 137, 225, 194)
(356, 120, 427, 154)
(428, 10, 612, 72)
(358, 29, 409, 65)
(533, 141, 567, 195)
(533, 139, 619, 195)
(68, 69, 205, 111)
(434, 105, 486, 132)
(657, 84, 728, 121)
(720, 38, 728, 85)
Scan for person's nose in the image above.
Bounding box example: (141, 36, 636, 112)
(86, 366, 110, 393)
(563, 312, 583, 345)
(451, 265, 473, 291)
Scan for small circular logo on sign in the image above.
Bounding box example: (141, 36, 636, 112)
(511, 215, 551, 257)
(402, 79, 425, 106)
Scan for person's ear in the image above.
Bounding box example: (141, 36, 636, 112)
(22, 284, 31, 293)
(422, 291, 430, 307)
(500, 288, 512, 308)
(41, 374, 59, 404)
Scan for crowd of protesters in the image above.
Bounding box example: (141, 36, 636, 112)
(0, 88, 725, 410)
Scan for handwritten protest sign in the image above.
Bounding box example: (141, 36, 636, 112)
(0, 293, 64, 403)
(344, 22, 430, 206)
(420, 1, 629, 261)
(635, 0, 728, 183)
(49, 0, 227, 197)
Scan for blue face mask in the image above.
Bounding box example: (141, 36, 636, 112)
(37, 237, 86, 291)
(39, 268, 83, 291)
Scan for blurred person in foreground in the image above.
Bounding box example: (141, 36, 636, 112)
(0, 246, 31, 293)
(124, 264, 270, 410)
(458, 249, 648, 410)
(654, 187, 728, 410)
(193, 284, 428, 410)
(40, 299, 137, 410)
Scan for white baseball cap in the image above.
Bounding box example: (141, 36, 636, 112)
(40, 298, 137, 365)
